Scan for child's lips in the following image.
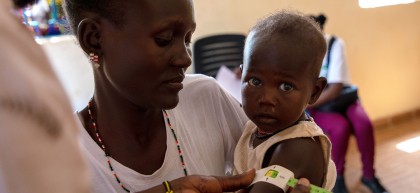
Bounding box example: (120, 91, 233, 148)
(254, 114, 278, 124)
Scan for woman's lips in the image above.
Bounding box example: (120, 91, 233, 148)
(165, 76, 184, 91)
(166, 82, 183, 90)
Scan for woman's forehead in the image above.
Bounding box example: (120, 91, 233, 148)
(123, 0, 195, 25)
(125, 0, 193, 16)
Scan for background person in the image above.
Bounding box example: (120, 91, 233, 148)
(307, 14, 388, 193)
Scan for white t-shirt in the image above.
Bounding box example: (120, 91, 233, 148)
(319, 34, 352, 85)
(0, 0, 90, 192)
(79, 74, 249, 193)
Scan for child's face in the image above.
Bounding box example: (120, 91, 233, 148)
(241, 33, 320, 132)
(98, 0, 196, 109)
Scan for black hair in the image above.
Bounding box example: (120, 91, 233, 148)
(62, 0, 125, 35)
(309, 14, 327, 30)
(248, 10, 327, 78)
(13, 0, 38, 8)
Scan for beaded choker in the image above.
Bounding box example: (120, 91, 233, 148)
(87, 99, 188, 192)
(254, 128, 277, 139)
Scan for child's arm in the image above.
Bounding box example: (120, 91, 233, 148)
(247, 137, 326, 193)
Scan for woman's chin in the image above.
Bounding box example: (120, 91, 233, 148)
(161, 97, 180, 110)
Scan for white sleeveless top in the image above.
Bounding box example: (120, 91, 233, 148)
(234, 120, 336, 191)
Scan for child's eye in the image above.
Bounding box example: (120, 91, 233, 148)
(279, 83, 294, 91)
(248, 77, 262, 87)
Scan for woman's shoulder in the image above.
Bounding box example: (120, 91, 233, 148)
(181, 74, 227, 97)
(178, 74, 242, 114)
(183, 74, 219, 88)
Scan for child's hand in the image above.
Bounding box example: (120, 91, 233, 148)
(288, 178, 311, 193)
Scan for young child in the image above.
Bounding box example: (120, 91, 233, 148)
(234, 10, 336, 193)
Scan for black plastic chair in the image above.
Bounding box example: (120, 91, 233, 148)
(193, 34, 246, 77)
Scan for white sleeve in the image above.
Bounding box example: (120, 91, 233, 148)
(178, 75, 249, 174)
(326, 37, 352, 85)
(214, 80, 249, 173)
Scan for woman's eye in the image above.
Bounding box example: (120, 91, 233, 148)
(185, 39, 192, 47)
(248, 78, 262, 87)
(185, 33, 192, 47)
(155, 31, 173, 47)
(279, 83, 294, 91)
(155, 37, 172, 47)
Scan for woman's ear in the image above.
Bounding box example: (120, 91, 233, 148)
(77, 18, 102, 55)
(309, 77, 327, 104)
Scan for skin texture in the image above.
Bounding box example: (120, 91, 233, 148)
(240, 12, 327, 193)
(69, 0, 313, 192)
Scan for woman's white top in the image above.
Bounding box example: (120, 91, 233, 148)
(79, 74, 249, 193)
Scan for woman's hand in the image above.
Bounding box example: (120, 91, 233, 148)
(137, 170, 311, 193)
(170, 169, 255, 193)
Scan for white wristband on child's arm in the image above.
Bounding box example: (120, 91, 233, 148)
(250, 165, 332, 193)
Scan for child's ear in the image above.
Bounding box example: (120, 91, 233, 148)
(308, 77, 327, 104)
(77, 18, 102, 56)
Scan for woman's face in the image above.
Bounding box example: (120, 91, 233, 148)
(99, 0, 196, 109)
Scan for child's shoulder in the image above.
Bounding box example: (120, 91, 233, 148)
(266, 137, 326, 187)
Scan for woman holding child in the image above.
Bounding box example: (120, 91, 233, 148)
(61, 0, 315, 192)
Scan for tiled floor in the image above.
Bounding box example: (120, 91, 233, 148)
(343, 116, 420, 193)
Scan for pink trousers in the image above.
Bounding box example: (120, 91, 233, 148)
(310, 100, 375, 179)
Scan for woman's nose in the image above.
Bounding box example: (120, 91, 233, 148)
(172, 43, 192, 68)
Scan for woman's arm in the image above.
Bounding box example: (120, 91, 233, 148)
(308, 83, 343, 108)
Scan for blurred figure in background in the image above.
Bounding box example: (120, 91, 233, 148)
(307, 14, 389, 193)
(0, 0, 91, 192)
(29, 0, 50, 35)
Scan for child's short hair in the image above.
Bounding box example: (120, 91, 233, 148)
(247, 10, 327, 78)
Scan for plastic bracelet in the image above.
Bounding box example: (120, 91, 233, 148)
(250, 165, 294, 192)
(250, 165, 331, 193)
(287, 178, 332, 193)
(163, 180, 173, 193)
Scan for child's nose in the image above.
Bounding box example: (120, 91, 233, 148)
(258, 90, 278, 107)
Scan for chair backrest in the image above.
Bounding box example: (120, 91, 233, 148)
(193, 34, 246, 77)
